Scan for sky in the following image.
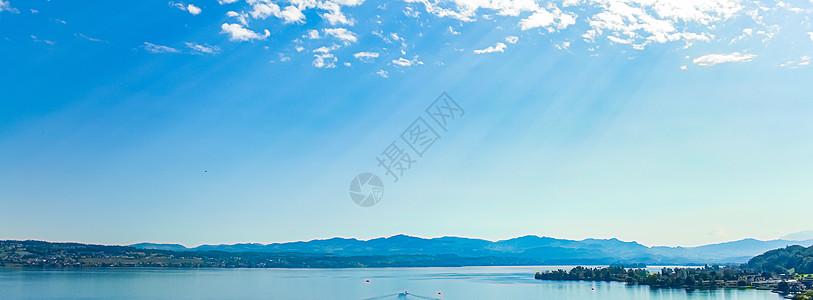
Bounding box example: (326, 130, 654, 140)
(1, 0, 812, 248)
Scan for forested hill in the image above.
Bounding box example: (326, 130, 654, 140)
(4, 240, 813, 269)
(746, 244, 813, 273)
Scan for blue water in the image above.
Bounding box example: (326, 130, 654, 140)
(0, 266, 785, 300)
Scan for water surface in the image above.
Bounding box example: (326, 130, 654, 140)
(0, 266, 785, 299)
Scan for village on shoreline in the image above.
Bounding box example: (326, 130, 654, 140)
(535, 265, 813, 299)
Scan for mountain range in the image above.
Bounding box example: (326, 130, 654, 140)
(131, 235, 813, 265)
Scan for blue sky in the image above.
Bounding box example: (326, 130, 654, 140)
(1, 0, 812, 247)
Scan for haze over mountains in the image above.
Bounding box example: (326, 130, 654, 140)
(131, 235, 813, 265)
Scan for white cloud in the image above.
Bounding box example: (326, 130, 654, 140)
(730, 28, 753, 43)
(680, 65, 687, 71)
(31, 35, 55, 45)
(808, 32, 813, 41)
(392, 56, 423, 67)
(249, 2, 305, 23)
(313, 53, 337, 68)
(199, 0, 796, 68)
(77, 33, 105, 43)
(376, 69, 389, 78)
(607, 35, 633, 44)
(0, 0, 19, 13)
(186, 42, 221, 54)
(143, 42, 179, 53)
(780, 56, 810, 68)
(563, 0, 581, 7)
(649, 0, 741, 23)
(324, 28, 357, 44)
(313, 46, 332, 53)
(221, 23, 270, 42)
(171, 2, 201, 15)
(554, 41, 570, 50)
(403, 6, 420, 18)
(320, 1, 355, 25)
(692, 52, 756, 66)
(404, 0, 576, 30)
(354, 51, 379, 62)
(406, 0, 540, 21)
(279, 5, 306, 22)
(226, 11, 248, 25)
(519, 9, 554, 30)
(473, 42, 507, 54)
(187, 4, 201, 15)
(311, 44, 343, 67)
(330, 0, 365, 6)
(518, 6, 577, 31)
(249, 2, 278, 18)
(582, 0, 737, 49)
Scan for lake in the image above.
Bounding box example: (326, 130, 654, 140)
(0, 266, 785, 299)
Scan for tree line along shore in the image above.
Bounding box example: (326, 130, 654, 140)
(534, 244, 813, 299)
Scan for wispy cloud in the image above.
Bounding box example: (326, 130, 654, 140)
(30, 35, 55, 45)
(474, 42, 506, 54)
(143, 42, 179, 53)
(185, 42, 221, 54)
(313, 53, 337, 68)
(76, 33, 106, 43)
(353, 51, 379, 63)
(779, 56, 810, 68)
(0, 0, 19, 13)
(693, 52, 756, 67)
(323, 28, 357, 44)
(392, 56, 423, 67)
(170, 2, 201, 15)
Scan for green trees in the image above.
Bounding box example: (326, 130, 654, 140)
(535, 265, 757, 290)
(778, 281, 790, 293)
(792, 290, 813, 300)
(746, 245, 813, 274)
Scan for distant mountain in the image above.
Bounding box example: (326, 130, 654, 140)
(129, 243, 190, 252)
(131, 235, 813, 265)
(783, 230, 813, 241)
